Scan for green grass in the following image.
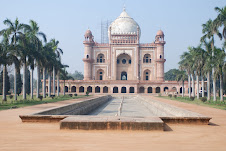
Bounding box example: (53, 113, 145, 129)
(159, 95, 226, 110)
(0, 94, 89, 111)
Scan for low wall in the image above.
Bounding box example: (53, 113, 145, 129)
(34, 95, 111, 115)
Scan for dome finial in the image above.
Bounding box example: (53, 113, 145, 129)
(123, 4, 126, 11)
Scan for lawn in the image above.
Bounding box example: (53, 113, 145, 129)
(0, 94, 89, 111)
(159, 95, 226, 110)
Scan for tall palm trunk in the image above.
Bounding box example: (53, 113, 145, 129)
(220, 73, 224, 101)
(201, 76, 204, 97)
(48, 71, 51, 97)
(207, 72, 211, 100)
(53, 66, 55, 95)
(23, 60, 26, 100)
(188, 74, 191, 98)
(2, 65, 7, 101)
(14, 66, 17, 100)
(182, 80, 184, 97)
(57, 71, 59, 96)
(30, 69, 33, 99)
(36, 64, 40, 98)
(196, 75, 199, 99)
(43, 67, 46, 98)
(211, 39, 216, 101)
(63, 80, 65, 96)
(191, 74, 195, 97)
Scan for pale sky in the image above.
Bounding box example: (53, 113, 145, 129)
(0, 0, 225, 74)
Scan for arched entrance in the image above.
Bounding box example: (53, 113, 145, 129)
(79, 86, 84, 93)
(116, 53, 132, 80)
(87, 86, 92, 93)
(96, 69, 104, 80)
(71, 86, 76, 92)
(164, 87, 169, 92)
(129, 87, 134, 93)
(156, 87, 160, 93)
(148, 87, 152, 93)
(121, 87, 126, 93)
(103, 86, 108, 93)
(139, 87, 144, 93)
(65, 86, 68, 92)
(113, 87, 118, 93)
(95, 86, 100, 93)
(121, 71, 127, 80)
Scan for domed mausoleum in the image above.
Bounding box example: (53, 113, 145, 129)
(58, 9, 190, 94)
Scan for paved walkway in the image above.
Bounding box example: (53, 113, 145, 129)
(0, 95, 225, 151)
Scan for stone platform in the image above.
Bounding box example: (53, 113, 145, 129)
(60, 116, 164, 131)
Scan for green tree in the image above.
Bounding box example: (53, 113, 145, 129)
(69, 70, 84, 80)
(212, 47, 225, 101)
(25, 20, 46, 99)
(164, 69, 180, 81)
(175, 70, 187, 97)
(214, 6, 226, 40)
(0, 18, 25, 100)
(201, 19, 222, 101)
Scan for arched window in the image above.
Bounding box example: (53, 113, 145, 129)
(97, 54, 105, 63)
(86, 55, 89, 59)
(117, 59, 120, 64)
(160, 55, 162, 59)
(129, 59, 131, 64)
(97, 69, 104, 80)
(122, 59, 126, 64)
(143, 69, 151, 81)
(143, 54, 151, 63)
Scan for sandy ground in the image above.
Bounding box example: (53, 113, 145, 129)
(0, 95, 225, 151)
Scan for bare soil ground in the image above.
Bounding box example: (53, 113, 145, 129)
(0, 95, 225, 151)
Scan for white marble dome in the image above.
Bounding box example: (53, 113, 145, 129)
(108, 8, 141, 38)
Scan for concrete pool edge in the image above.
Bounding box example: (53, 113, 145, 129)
(19, 95, 212, 130)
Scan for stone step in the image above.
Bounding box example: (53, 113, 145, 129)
(60, 116, 164, 131)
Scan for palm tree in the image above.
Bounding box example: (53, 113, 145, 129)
(201, 40, 212, 100)
(175, 70, 187, 97)
(193, 46, 206, 99)
(25, 20, 46, 99)
(60, 65, 73, 96)
(50, 39, 63, 96)
(201, 19, 222, 101)
(0, 31, 14, 101)
(212, 47, 225, 101)
(0, 18, 26, 100)
(179, 51, 193, 98)
(214, 6, 226, 39)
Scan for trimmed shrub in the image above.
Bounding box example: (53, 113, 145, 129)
(174, 95, 177, 98)
(200, 97, 207, 102)
(50, 95, 55, 99)
(190, 97, 195, 101)
(9, 95, 13, 99)
(168, 94, 172, 98)
(38, 96, 43, 101)
(74, 93, 77, 96)
(86, 91, 90, 96)
(69, 94, 73, 97)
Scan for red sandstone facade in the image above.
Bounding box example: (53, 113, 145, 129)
(54, 9, 196, 95)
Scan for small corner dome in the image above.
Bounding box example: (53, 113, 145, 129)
(108, 8, 141, 38)
(85, 29, 92, 38)
(156, 30, 164, 36)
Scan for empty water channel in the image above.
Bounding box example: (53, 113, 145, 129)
(20, 95, 211, 130)
(90, 96, 156, 117)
